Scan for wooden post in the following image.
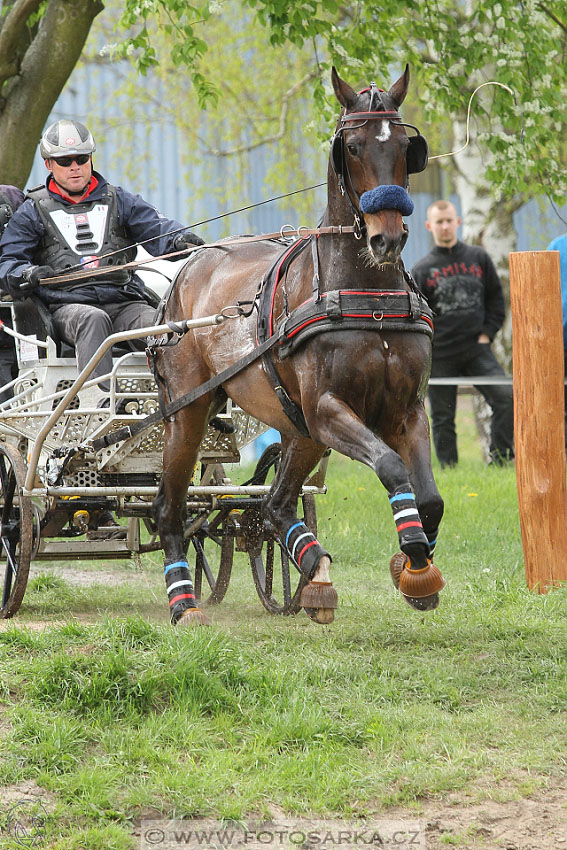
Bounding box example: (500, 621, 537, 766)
(509, 250, 567, 591)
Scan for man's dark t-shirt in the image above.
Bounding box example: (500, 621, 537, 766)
(411, 240, 505, 359)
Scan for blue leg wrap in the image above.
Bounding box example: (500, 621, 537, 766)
(284, 521, 331, 580)
(389, 485, 429, 567)
(164, 559, 197, 624)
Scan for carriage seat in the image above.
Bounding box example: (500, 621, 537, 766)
(12, 297, 57, 356)
(11, 296, 150, 360)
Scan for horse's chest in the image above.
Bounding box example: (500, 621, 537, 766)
(296, 330, 429, 409)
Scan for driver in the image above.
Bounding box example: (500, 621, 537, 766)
(0, 118, 204, 404)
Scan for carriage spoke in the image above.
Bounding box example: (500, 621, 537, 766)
(188, 504, 234, 605)
(281, 550, 292, 607)
(195, 538, 216, 589)
(1, 474, 17, 523)
(1, 540, 17, 607)
(0, 455, 7, 491)
(265, 540, 274, 598)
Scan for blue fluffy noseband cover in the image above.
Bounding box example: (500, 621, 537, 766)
(360, 185, 414, 216)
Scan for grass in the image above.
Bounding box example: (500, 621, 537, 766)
(0, 400, 566, 848)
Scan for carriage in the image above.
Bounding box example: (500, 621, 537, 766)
(1, 65, 446, 625)
(0, 292, 328, 620)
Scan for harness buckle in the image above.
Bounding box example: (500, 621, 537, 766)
(373, 310, 384, 329)
(280, 224, 296, 242)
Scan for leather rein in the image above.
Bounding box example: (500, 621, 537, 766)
(37, 225, 357, 287)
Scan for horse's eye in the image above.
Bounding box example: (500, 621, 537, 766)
(347, 143, 358, 156)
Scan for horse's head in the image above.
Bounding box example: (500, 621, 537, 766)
(330, 65, 428, 266)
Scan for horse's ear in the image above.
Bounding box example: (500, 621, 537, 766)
(388, 64, 410, 108)
(331, 67, 358, 110)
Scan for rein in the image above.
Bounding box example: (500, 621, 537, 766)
(37, 225, 356, 287)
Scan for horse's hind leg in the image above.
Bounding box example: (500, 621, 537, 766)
(153, 401, 211, 626)
(263, 435, 337, 623)
(392, 403, 445, 610)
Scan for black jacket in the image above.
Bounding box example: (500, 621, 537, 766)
(411, 240, 506, 358)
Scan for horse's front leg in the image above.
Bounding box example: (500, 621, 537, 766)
(308, 392, 445, 605)
(390, 402, 446, 610)
(153, 400, 211, 626)
(264, 435, 337, 623)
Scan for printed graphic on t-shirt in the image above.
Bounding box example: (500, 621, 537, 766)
(425, 268, 484, 316)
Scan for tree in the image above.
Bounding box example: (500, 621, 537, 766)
(112, 1, 566, 197)
(0, 0, 104, 186)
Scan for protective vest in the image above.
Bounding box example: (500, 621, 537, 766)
(26, 185, 136, 288)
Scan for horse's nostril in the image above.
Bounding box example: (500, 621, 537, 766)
(370, 234, 386, 255)
(370, 231, 406, 259)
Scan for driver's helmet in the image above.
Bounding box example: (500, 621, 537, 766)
(39, 119, 96, 159)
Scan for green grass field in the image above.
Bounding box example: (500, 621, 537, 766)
(0, 402, 565, 849)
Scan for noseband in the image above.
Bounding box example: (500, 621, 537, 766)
(330, 83, 429, 236)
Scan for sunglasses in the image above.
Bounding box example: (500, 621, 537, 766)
(52, 154, 91, 167)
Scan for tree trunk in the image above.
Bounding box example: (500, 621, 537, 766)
(0, 0, 103, 188)
(451, 116, 521, 460)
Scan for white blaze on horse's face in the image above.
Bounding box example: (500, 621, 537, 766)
(375, 120, 391, 143)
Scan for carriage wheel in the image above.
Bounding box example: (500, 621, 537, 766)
(246, 442, 317, 615)
(0, 443, 33, 619)
(190, 508, 235, 605)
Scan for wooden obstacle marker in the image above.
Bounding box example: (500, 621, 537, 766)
(509, 250, 567, 591)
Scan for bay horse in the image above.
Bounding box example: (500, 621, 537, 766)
(152, 65, 445, 625)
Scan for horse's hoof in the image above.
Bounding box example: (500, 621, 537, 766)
(301, 581, 337, 624)
(402, 592, 440, 612)
(301, 580, 338, 609)
(176, 607, 211, 627)
(390, 553, 445, 610)
(389, 552, 408, 589)
(399, 561, 445, 598)
(304, 606, 335, 624)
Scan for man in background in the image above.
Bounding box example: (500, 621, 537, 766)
(412, 199, 514, 467)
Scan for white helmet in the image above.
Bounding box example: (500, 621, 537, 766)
(40, 119, 96, 159)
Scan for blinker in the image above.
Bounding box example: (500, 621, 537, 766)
(406, 134, 429, 174)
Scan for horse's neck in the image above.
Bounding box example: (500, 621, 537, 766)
(318, 194, 407, 292)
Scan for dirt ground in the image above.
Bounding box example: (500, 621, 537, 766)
(2, 778, 566, 848)
(413, 780, 567, 848)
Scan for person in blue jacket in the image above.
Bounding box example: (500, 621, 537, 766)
(547, 232, 567, 441)
(547, 232, 567, 350)
(0, 119, 204, 400)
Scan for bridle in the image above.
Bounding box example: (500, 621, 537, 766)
(329, 82, 429, 237)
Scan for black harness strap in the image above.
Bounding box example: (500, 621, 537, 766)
(256, 237, 314, 437)
(278, 289, 433, 358)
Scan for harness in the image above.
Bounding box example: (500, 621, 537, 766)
(92, 91, 432, 448)
(256, 235, 433, 435)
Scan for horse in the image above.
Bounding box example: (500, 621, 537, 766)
(151, 65, 445, 626)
